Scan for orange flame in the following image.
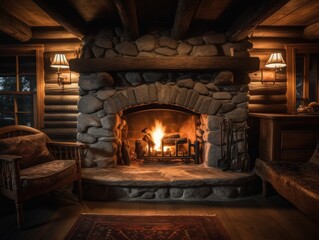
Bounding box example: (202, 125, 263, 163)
(150, 119, 165, 151)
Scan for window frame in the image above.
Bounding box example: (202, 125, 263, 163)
(0, 45, 44, 128)
(285, 43, 319, 113)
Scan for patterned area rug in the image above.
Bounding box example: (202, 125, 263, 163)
(64, 214, 230, 240)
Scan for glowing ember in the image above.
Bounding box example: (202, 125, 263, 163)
(150, 119, 166, 151)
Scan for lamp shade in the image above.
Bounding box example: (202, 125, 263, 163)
(51, 54, 69, 68)
(265, 52, 286, 69)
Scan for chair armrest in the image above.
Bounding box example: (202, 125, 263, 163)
(46, 142, 84, 164)
(0, 155, 22, 162)
(0, 155, 22, 191)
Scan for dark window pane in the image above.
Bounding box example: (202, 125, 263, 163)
(17, 95, 33, 112)
(0, 56, 16, 74)
(17, 113, 33, 127)
(296, 56, 304, 108)
(19, 56, 36, 73)
(0, 76, 17, 91)
(0, 113, 15, 127)
(0, 95, 14, 111)
(19, 75, 36, 91)
(309, 54, 319, 103)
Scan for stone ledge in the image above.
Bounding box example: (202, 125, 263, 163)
(82, 165, 257, 201)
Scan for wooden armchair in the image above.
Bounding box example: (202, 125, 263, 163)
(0, 125, 82, 230)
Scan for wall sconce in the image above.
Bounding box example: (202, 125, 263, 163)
(261, 52, 286, 85)
(50, 53, 71, 86)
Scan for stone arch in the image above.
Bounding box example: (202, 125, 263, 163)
(103, 83, 222, 115)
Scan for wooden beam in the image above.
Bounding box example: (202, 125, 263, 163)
(32, 0, 87, 38)
(113, 0, 139, 40)
(172, 0, 201, 40)
(32, 27, 76, 39)
(303, 21, 319, 40)
(226, 0, 289, 42)
(0, 7, 32, 42)
(253, 26, 303, 38)
(69, 56, 260, 73)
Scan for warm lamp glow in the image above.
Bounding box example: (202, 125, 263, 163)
(50, 54, 71, 86)
(51, 54, 69, 69)
(265, 52, 286, 69)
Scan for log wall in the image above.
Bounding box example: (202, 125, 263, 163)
(249, 38, 288, 113)
(42, 39, 81, 141)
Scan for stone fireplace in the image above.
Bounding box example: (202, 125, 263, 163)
(69, 27, 259, 201)
(72, 27, 258, 172)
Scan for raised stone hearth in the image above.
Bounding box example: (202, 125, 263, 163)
(82, 165, 257, 201)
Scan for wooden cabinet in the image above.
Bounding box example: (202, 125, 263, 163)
(248, 113, 319, 162)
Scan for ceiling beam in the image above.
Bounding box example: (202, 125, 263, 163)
(0, 7, 32, 42)
(226, 0, 289, 42)
(303, 21, 319, 40)
(113, 0, 139, 40)
(172, 0, 201, 40)
(253, 26, 303, 38)
(32, 0, 87, 39)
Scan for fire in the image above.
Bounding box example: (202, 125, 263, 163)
(150, 119, 166, 151)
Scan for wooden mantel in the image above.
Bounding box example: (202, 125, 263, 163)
(69, 56, 260, 73)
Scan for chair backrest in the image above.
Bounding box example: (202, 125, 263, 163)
(0, 125, 43, 139)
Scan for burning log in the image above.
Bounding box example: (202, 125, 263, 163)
(141, 128, 155, 148)
(163, 133, 180, 139)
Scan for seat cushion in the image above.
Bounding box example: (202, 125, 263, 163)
(309, 141, 319, 165)
(0, 132, 53, 169)
(20, 160, 77, 189)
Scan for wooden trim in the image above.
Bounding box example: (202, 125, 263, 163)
(36, 47, 45, 129)
(69, 56, 260, 73)
(285, 46, 296, 113)
(172, 0, 200, 40)
(285, 44, 319, 113)
(253, 26, 303, 38)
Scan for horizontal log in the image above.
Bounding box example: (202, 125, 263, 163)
(249, 70, 286, 82)
(45, 83, 79, 95)
(69, 57, 260, 73)
(249, 82, 286, 95)
(251, 37, 299, 49)
(44, 105, 78, 113)
(44, 113, 77, 121)
(249, 95, 287, 104)
(44, 121, 77, 128)
(30, 39, 81, 52)
(42, 128, 77, 142)
(249, 104, 287, 113)
(45, 72, 79, 84)
(45, 95, 79, 105)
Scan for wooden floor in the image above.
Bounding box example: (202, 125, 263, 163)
(0, 187, 318, 240)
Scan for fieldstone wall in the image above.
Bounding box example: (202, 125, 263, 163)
(76, 27, 252, 169)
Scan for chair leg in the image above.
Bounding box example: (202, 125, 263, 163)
(76, 178, 83, 202)
(15, 200, 24, 231)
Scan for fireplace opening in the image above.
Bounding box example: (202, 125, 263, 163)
(122, 106, 201, 165)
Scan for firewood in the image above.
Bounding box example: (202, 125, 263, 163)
(142, 134, 155, 148)
(163, 133, 180, 139)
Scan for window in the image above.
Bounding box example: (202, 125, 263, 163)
(285, 44, 319, 113)
(0, 45, 44, 128)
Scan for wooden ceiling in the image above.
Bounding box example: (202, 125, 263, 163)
(0, 0, 319, 43)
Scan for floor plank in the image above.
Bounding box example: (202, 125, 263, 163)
(0, 190, 318, 240)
